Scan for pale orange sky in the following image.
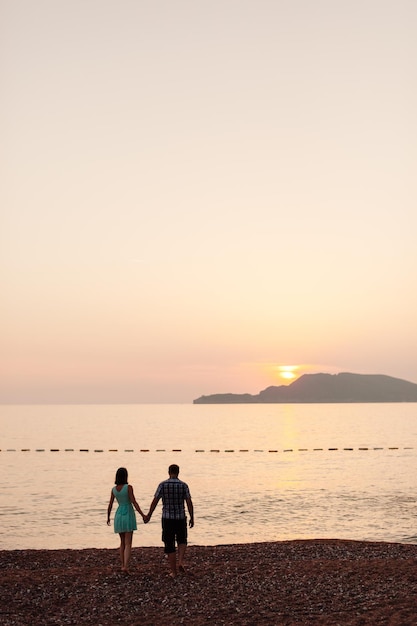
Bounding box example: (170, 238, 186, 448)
(1, 1, 416, 403)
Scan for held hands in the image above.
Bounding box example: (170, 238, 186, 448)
(142, 513, 150, 524)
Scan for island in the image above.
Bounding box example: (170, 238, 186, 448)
(193, 372, 417, 404)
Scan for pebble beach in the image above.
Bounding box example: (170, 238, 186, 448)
(1, 539, 416, 625)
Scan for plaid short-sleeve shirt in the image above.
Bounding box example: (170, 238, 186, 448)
(154, 478, 191, 520)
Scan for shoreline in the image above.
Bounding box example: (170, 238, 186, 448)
(1, 539, 416, 625)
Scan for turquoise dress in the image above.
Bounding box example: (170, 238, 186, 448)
(112, 484, 137, 533)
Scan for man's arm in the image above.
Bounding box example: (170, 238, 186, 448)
(186, 496, 194, 528)
(145, 496, 159, 523)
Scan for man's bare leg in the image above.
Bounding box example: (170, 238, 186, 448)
(167, 551, 177, 578)
(178, 543, 187, 572)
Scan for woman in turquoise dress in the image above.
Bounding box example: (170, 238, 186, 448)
(107, 467, 145, 572)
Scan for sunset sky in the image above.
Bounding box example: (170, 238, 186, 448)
(1, 1, 416, 403)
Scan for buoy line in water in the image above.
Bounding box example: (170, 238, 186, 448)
(1, 446, 413, 453)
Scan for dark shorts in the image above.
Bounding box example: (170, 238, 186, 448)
(162, 518, 187, 554)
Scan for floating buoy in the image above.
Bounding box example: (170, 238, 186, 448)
(328, 448, 338, 451)
(239, 449, 249, 452)
(21, 449, 30, 452)
(283, 449, 293, 452)
(36, 449, 45, 452)
(109, 449, 118, 452)
(344, 448, 353, 451)
(172, 449, 182, 452)
(195, 450, 205, 452)
(140, 449, 149, 452)
(94, 449, 103, 453)
(268, 450, 278, 453)
(65, 449, 74, 452)
(80, 449, 89, 452)
(50, 449, 60, 452)
(210, 449, 220, 453)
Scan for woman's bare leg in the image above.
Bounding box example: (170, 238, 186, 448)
(123, 532, 133, 572)
(119, 533, 126, 570)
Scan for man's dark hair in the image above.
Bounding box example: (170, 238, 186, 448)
(115, 467, 128, 485)
(169, 464, 179, 476)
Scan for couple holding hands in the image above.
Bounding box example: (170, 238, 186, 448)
(107, 464, 194, 578)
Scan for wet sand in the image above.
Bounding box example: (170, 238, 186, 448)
(1, 540, 416, 625)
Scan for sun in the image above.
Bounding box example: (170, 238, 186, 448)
(277, 365, 298, 381)
(264, 363, 302, 384)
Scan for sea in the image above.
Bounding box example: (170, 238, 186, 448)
(1, 403, 416, 551)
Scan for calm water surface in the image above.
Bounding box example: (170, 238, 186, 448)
(1, 403, 416, 550)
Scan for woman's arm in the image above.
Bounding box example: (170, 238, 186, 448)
(128, 484, 145, 518)
(107, 491, 115, 526)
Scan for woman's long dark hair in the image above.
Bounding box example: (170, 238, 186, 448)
(115, 467, 128, 485)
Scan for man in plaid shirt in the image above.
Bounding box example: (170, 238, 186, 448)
(145, 464, 194, 578)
